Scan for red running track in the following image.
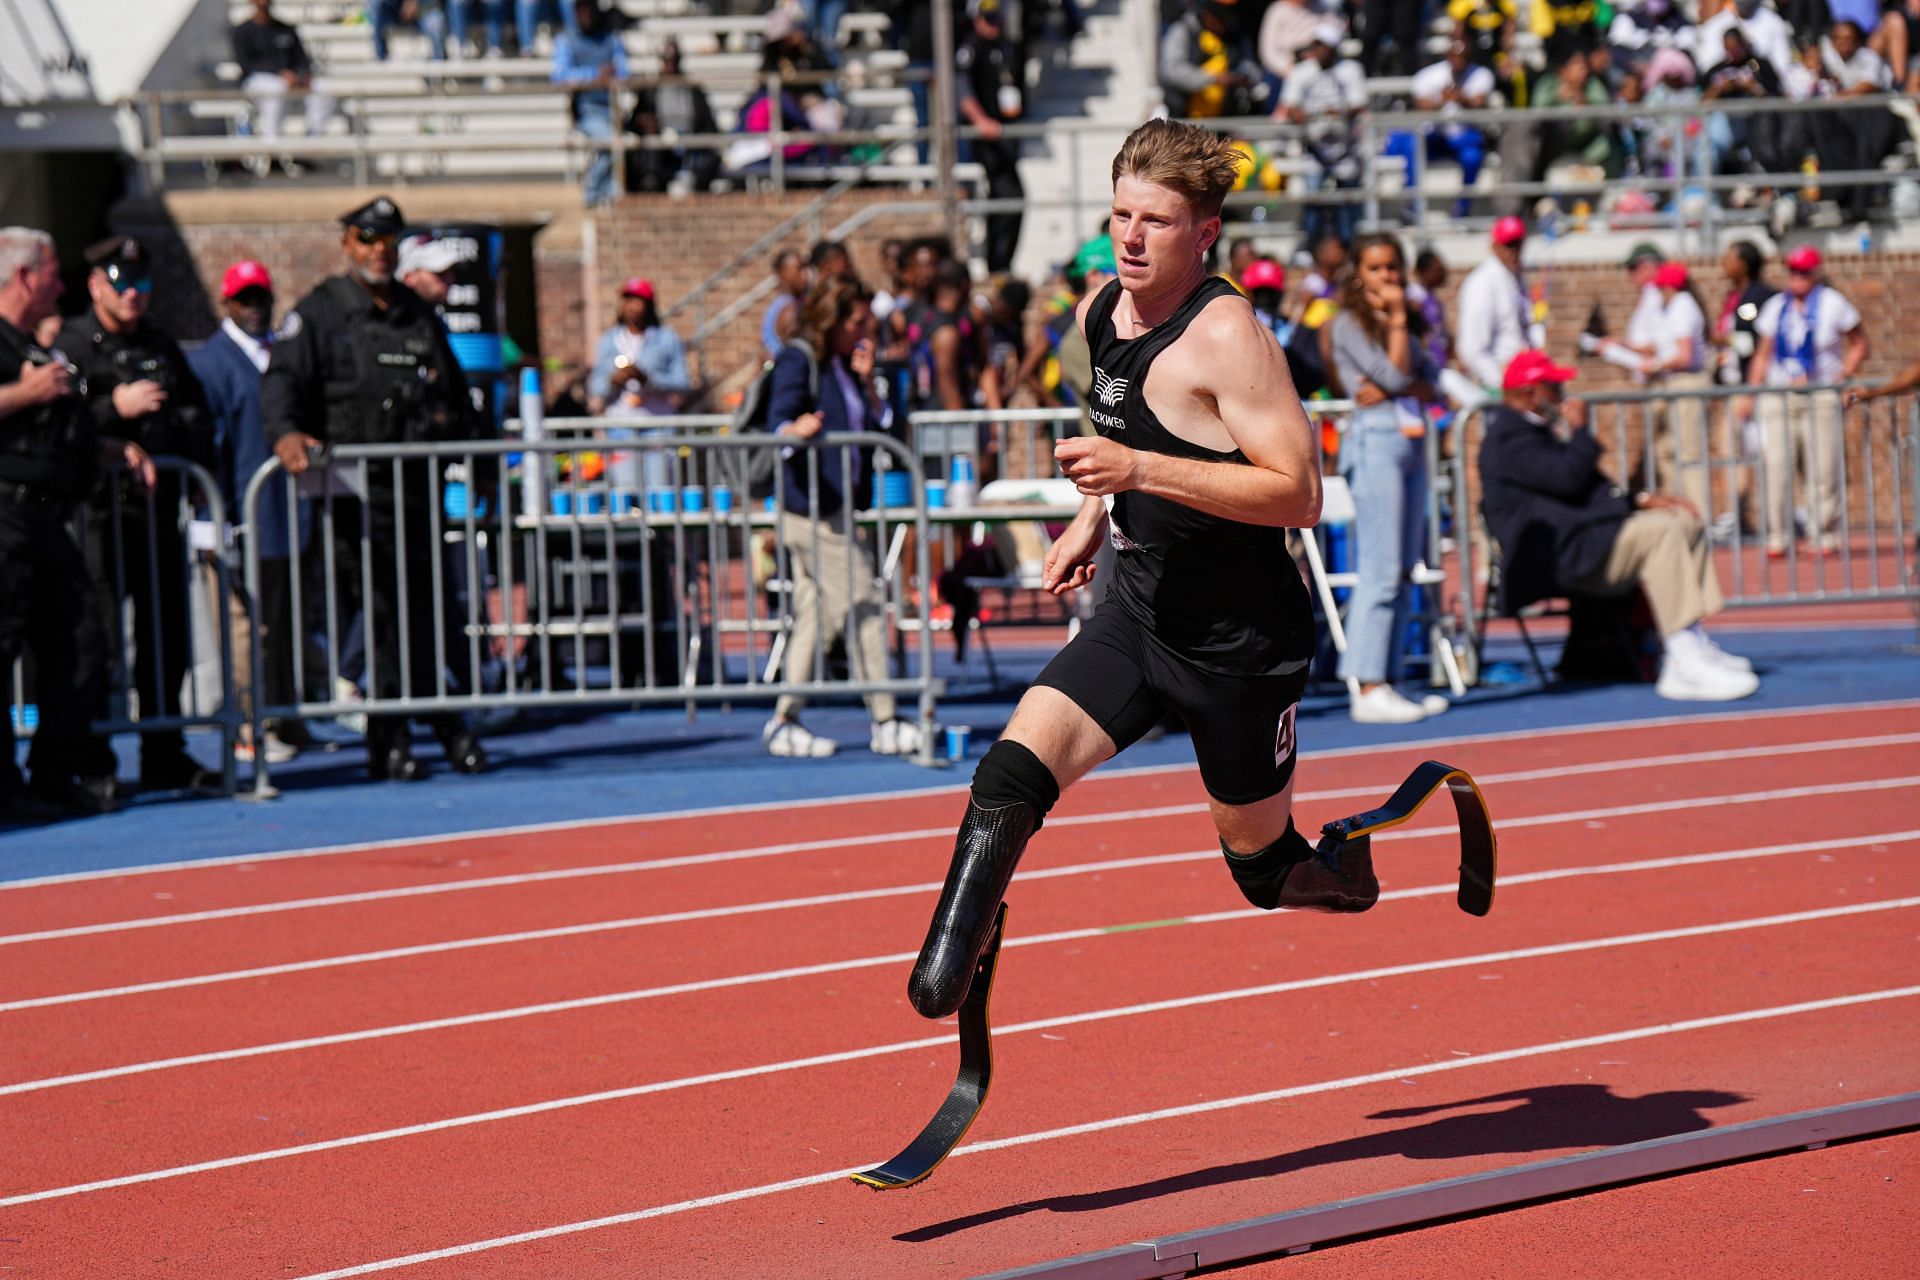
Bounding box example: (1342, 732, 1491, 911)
(2, 702, 1918, 1278)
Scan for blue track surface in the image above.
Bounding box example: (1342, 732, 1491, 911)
(6, 621, 1917, 882)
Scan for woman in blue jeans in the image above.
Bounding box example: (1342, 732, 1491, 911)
(1324, 233, 1448, 724)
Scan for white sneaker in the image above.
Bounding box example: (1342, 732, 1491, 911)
(764, 716, 836, 758)
(1419, 693, 1450, 716)
(870, 718, 927, 756)
(1700, 636, 1754, 674)
(1656, 646, 1759, 702)
(235, 731, 298, 765)
(1350, 685, 1431, 724)
(334, 677, 368, 736)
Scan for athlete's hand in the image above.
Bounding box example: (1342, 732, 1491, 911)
(1042, 507, 1106, 596)
(1054, 436, 1138, 497)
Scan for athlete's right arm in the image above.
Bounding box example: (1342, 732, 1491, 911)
(1041, 495, 1109, 596)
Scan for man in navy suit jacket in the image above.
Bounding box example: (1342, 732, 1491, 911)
(187, 260, 309, 760)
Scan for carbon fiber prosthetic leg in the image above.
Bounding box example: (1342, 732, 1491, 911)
(908, 797, 1041, 1018)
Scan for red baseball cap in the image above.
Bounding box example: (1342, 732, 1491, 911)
(1652, 261, 1690, 290)
(620, 277, 655, 300)
(1491, 216, 1528, 246)
(1502, 349, 1579, 391)
(220, 260, 273, 298)
(1241, 257, 1285, 292)
(1785, 246, 1822, 274)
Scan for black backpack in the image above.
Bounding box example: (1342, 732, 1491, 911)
(728, 339, 816, 500)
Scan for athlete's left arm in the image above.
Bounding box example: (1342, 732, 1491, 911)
(1057, 302, 1322, 528)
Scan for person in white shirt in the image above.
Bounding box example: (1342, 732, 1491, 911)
(1694, 0, 1795, 80)
(1818, 20, 1899, 221)
(1258, 0, 1326, 84)
(1454, 216, 1535, 393)
(1743, 246, 1868, 557)
(1278, 23, 1369, 246)
(1383, 37, 1495, 220)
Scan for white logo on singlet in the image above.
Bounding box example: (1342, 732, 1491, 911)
(1092, 368, 1129, 408)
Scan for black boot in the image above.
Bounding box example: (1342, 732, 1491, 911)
(434, 718, 487, 775)
(367, 722, 427, 782)
(908, 798, 1040, 1018)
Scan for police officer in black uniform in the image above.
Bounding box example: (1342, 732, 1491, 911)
(56, 234, 220, 795)
(957, 0, 1026, 274)
(261, 196, 488, 781)
(0, 227, 133, 818)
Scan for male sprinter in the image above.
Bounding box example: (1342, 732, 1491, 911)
(910, 118, 1360, 1021)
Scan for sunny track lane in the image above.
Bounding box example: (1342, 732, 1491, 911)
(8, 839, 1915, 1190)
(7, 883, 1917, 1273)
(6, 742, 1916, 1005)
(6, 702, 1913, 931)
(15, 960, 1916, 1279)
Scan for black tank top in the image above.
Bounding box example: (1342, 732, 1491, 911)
(1085, 276, 1313, 676)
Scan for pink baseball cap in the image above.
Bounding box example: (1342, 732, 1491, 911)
(1503, 349, 1579, 391)
(1652, 261, 1690, 290)
(220, 260, 273, 298)
(1785, 246, 1823, 274)
(620, 277, 655, 300)
(1491, 216, 1528, 246)
(1241, 257, 1286, 292)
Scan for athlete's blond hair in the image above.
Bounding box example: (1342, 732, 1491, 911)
(1110, 119, 1242, 219)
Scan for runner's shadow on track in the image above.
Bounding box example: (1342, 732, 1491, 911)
(897, 1083, 1747, 1242)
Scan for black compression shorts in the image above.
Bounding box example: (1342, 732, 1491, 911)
(1033, 602, 1308, 806)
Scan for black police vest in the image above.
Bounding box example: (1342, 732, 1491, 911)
(313, 278, 456, 445)
(1084, 276, 1313, 677)
(0, 317, 94, 499)
(59, 315, 207, 463)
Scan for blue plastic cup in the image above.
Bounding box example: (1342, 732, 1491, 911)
(647, 490, 674, 514)
(681, 486, 706, 512)
(712, 485, 735, 512)
(926, 480, 948, 508)
(881, 470, 912, 507)
(944, 724, 971, 762)
(551, 492, 572, 516)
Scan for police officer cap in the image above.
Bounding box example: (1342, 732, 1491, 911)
(339, 195, 407, 236)
(84, 235, 148, 270)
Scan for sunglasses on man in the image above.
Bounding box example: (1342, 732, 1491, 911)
(101, 264, 153, 295)
(351, 227, 399, 248)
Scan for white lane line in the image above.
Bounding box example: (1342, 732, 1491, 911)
(8, 756, 1920, 948)
(5, 892, 1916, 1209)
(108, 982, 1920, 1280)
(9, 696, 1916, 891)
(5, 774, 1916, 1014)
(6, 843, 1917, 1097)
(288, 982, 1920, 1279)
(15, 840, 1920, 1105)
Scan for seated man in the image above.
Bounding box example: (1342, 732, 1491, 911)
(233, 0, 337, 146)
(1478, 350, 1758, 702)
(1383, 35, 1494, 219)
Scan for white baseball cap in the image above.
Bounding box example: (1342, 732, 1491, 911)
(398, 235, 464, 278)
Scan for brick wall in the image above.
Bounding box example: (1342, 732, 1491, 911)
(586, 188, 947, 393)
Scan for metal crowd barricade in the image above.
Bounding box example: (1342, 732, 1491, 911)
(1457, 383, 1920, 636)
(6, 457, 241, 794)
(238, 429, 941, 795)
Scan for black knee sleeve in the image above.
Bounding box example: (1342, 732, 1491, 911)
(1222, 820, 1316, 910)
(970, 739, 1059, 821)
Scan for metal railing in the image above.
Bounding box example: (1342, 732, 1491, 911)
(237, 427, 942, 794)
(7, 458, 242, 793)
(1460, 383, 1920, 624)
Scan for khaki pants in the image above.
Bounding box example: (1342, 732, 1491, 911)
(1569, 509, 1724, 638)
(1757, 387, 1844, 552)
(1654, 370, 1719, 517)
(773, 510, 895, 723)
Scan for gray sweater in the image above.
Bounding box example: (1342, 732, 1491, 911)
(1327, 310, 1435, 400)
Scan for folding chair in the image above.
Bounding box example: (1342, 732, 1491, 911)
(1301, 474, 1469, 700)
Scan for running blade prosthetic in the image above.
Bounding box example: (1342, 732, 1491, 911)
(1319, 759, 1498, 916)
(853, 903, 1007, 1190)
